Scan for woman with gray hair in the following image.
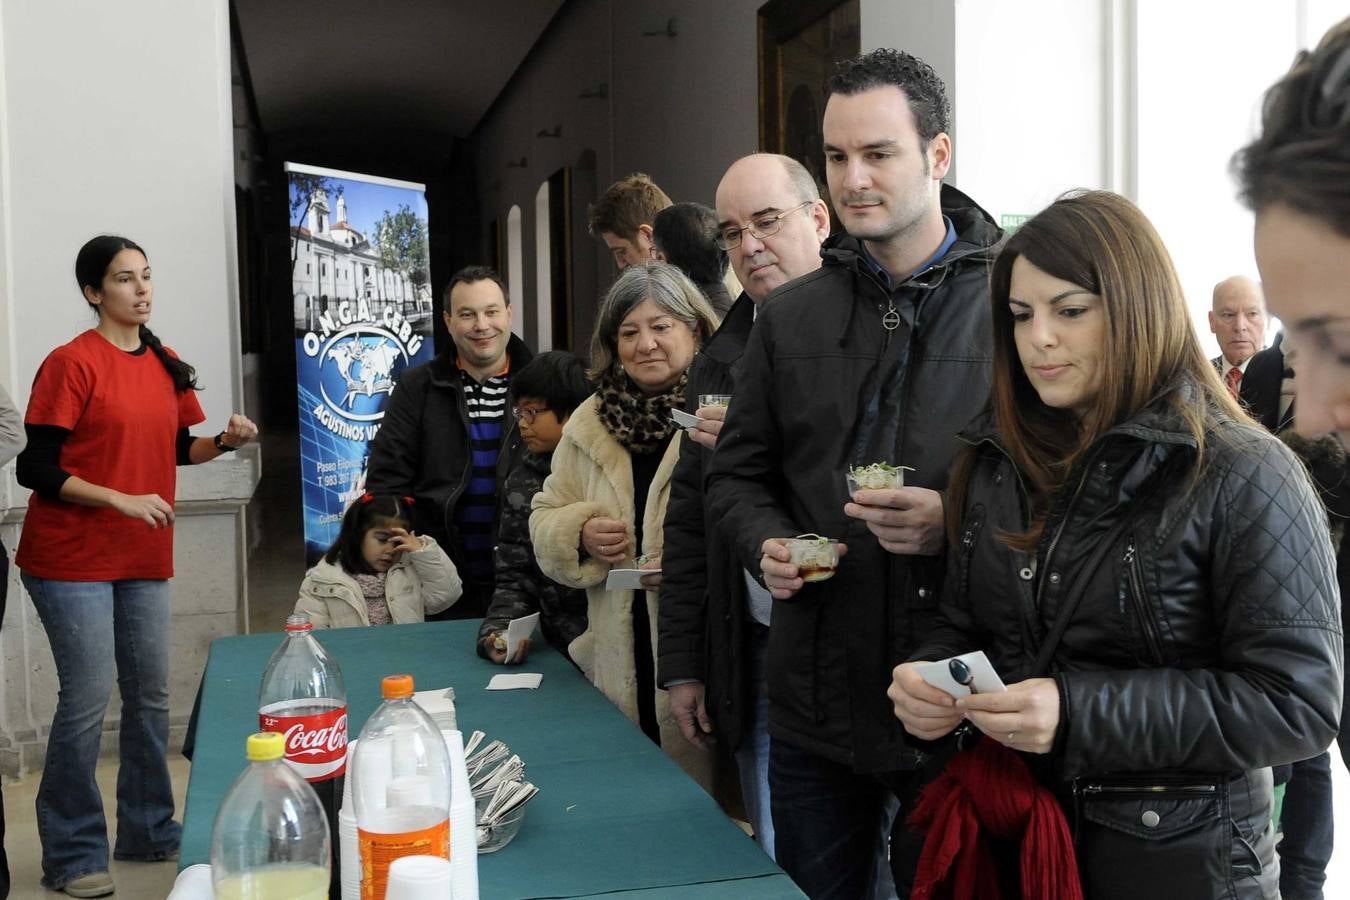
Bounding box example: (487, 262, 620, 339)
(532, 262, 718, 789)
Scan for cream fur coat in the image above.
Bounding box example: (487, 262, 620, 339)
(294, 535, 462, 628)
(530, 395, 713, 793)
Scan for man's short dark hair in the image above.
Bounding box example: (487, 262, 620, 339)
(825, 48, 951, 145)
(652, 202, 728, 287)
(509, 350, 594, 420)
(587, 173, 673, 240)
(444, 264, 508, 312)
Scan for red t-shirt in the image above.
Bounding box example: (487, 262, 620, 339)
(17, 330, 206, 581)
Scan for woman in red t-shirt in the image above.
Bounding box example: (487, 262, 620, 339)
(14, 235, 257, 899)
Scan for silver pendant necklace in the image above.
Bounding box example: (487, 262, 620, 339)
(882, 303, 902, 331)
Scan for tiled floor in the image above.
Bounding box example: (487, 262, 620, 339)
(3, 755, 187, 899)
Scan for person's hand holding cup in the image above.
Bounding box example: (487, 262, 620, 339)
(688, 394, 732, 450)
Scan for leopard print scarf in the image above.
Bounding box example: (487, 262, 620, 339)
(596, 366, 687, 453)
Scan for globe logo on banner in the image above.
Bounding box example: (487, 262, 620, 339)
(317, 326, 408, 425)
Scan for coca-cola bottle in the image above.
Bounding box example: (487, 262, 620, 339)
(259, 613, 347, 900)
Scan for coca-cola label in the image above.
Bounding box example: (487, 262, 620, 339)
(259, 703, 348, 782)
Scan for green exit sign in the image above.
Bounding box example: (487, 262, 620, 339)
(1000, 213, 1033, 232)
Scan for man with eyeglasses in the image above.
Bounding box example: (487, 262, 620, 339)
(658, 152, 831, 862)
(705, 49, 1003, 899)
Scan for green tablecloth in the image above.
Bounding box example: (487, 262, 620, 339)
(180, 621, 801, 899)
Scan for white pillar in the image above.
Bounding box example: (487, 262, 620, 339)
(0, 0, 258, 777)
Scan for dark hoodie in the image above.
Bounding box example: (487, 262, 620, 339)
(704, 184, 1004, 772)
(476, 449, 588, 660)
(366, 334, 534, 591)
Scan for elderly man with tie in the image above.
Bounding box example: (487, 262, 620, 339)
(1208, 275, 1268, 397)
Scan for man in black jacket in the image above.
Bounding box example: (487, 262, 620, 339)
(1241, 333, 1349, 900)
(365, 265, 533, 618)
(658, 152, 832, 859)
(705, 49, 1002, 899)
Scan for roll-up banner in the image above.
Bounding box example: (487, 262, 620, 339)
(286, 162, 434, 563)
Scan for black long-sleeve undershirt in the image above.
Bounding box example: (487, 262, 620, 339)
(16, 424, 197, 500)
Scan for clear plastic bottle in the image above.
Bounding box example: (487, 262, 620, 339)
(210, 731, 331, 900)
(259, 613, 348, 785)
(352, 674, 452, 900)
(259, 613, 347, 899)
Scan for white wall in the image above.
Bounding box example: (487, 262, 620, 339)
(954, 0, 1108, 223)
(2, 0, 241, 422)
(0, 0, 256, 776)
(951, 0, 1345, 356)
(1135, 0, 1301, 350)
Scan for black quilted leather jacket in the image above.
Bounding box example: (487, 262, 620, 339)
(915, 386, 1343, 898)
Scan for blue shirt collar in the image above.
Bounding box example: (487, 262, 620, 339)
(862, 215, 958, 290)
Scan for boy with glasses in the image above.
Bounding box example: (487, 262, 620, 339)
(477, 351, 594, 663)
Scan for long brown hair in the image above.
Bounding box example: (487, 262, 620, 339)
(953, 191, 1245, 550)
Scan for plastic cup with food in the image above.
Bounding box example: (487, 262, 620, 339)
(845, 462, 916, 495)
(784, 534, 841, 583)
(698, 393, 732, 409)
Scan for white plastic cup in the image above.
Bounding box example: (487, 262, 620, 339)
(784, 535, 841, 583)
(443, 730, 480, 899)
(386, 775, 432, 807)
(338, 808, 361, 900)
(341, 739, 358, 812)
(385, 855, 455, 900)
(165, 864, 214, 900)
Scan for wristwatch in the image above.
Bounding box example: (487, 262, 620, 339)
(213, 432, 237, 452)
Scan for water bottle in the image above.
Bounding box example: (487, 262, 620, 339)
(210, 731, 331, 900)
(352, 674, 452, 900)
(259, 613, 347, 898)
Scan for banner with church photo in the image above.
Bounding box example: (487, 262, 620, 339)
(286, 162, 434, 562)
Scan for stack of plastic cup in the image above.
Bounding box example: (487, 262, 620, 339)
(339, 739, 361, 900)
(385, 856, 454, 899)
(443, 730, 479, 896)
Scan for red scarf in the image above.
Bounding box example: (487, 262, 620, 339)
(909, 736, 1083, 900)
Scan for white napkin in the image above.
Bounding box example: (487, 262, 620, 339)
(487, 673, 543, 690)
(412, 686, 458, 730)
(502, 612, 540, 664)
(603, 568, 660, 591)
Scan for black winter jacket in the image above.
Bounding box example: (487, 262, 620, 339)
(657, 291, 756, 749)
(914, 393, 1342, 899)
(477, 449, 588, 659)
(365, 336, 533, 582)
(705, 186, 1003, 771)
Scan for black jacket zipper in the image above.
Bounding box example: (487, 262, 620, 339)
(1123, 540, 1165, 666)
(1079, 782, 1216, 795)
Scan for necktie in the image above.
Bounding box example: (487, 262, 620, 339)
(1225, 365, 1242, 399)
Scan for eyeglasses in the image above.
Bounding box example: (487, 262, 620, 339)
(715, 201, 813, 251)
(513, 405, 551, 424)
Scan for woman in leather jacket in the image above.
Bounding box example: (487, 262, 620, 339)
(888, 191, 1342, 899)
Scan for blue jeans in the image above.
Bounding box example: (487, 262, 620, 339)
(22, 575, 181, 888)
(733, 623, 775, 859)
(770, 738, 918, 900)
(1278, 752, 1334, 900)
